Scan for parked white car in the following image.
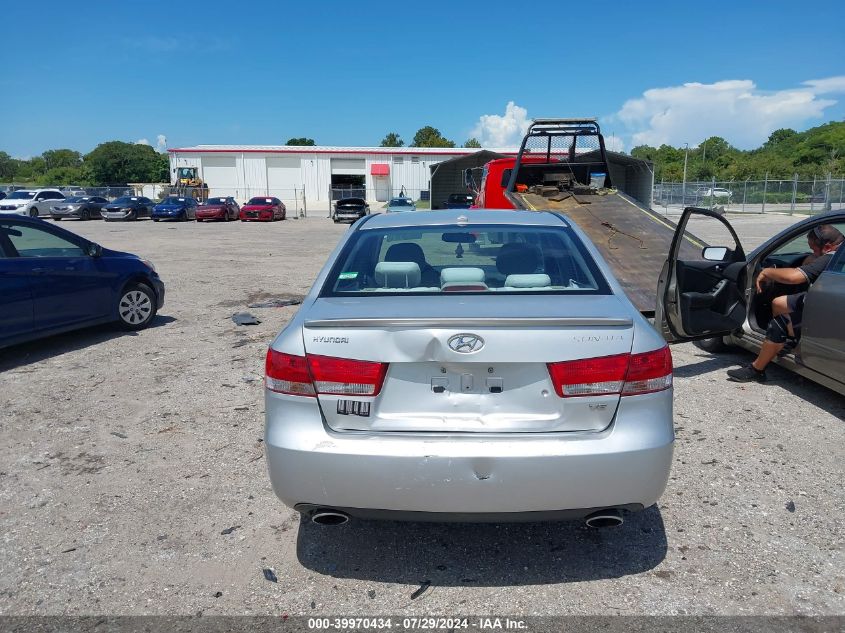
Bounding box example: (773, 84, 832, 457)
(696, 187, 733, 200)
(0, 189, 66, 217)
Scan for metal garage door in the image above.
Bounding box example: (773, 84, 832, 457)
(266, 156, 301, 195)
(331, 158, 365, 175)
(202, 156, 237, 196)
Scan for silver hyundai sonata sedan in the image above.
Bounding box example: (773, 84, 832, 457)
(264, 210, 674, 526)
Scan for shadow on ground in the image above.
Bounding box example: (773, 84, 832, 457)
(675, 347, 845, 421)
(0, 315, 176, 372)
(296, 506, 667, 587)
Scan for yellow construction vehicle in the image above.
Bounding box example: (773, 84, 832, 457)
(174, 167, 209, 201)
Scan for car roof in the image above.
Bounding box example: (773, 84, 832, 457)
(359, 209, 569, 230)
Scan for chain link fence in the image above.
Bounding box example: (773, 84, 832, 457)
(653, 175, 844, 215)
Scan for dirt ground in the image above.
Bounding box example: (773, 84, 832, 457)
(0, 213, 843, 616)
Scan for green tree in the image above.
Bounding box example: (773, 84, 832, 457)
(0, 151, 16, 180)
(37, 166, 90, 186)
(84, 141, 167, 184)
(42, 149, 82, 170)
(463, 138, 482, 148)
(380, 132, 404, 147)
(411, 126, 455, 148)
(286, 137, 315, 146)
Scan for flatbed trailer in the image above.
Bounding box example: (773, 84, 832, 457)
(474, 119, 703, 314)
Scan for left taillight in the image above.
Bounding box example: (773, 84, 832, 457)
(265, 350, 388, 397)
(265, 349, 316, 397)
(306, 354, 388, 396)
(622, 346, 673, 396)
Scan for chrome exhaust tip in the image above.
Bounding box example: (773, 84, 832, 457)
(311, 509, 350, 526)
(584, 508, 624, 528)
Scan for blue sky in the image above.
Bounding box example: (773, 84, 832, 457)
(2, 0, 844, 157)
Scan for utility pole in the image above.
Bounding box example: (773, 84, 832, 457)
(682, 142, 689, 206)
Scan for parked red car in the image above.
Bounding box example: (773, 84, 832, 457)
(240, 197, 286, 222)
(196, 196, 240, 222)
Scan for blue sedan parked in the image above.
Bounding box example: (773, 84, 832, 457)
(152, 196, 198, 222)
(0, 217, 165, 349)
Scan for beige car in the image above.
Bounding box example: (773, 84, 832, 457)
(657, 207, 845, 395)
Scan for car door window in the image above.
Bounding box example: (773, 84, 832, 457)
(829, 246, 845, 274)
(766, 221, 845, 266)
(2, 224, 85, 258)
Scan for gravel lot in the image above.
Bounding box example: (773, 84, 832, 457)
(0, 212, 843, 616)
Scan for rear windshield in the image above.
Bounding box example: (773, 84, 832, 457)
(321, 224, 610, 296)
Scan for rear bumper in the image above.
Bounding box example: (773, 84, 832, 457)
(265, 389, 674, 519)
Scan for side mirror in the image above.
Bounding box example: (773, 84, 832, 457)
(87, 242, 102, 258)
(702, 246, 729, 261)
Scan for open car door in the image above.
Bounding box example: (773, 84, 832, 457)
(656, 207, 748, 343)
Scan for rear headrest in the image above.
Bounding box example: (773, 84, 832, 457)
(504, 274, 551, 288)
(496, 243, 542, 275)
(440, 267, 485, 285)
(374, 261, 421, 288)
(385, 242, 427, 267)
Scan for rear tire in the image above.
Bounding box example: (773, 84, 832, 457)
(693, 337, 730, 353)
(117, 283, 157, 331)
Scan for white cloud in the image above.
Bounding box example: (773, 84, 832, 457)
(135, 135, 168, 152)
(470, 102, 531, 147)
(604, 134, 625, 153)
(803, 76, 845, 94)
(614, 76, 844, 149)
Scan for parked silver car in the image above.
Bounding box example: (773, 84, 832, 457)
(657, 207, 845, 395)
(264, 210, 674, 525)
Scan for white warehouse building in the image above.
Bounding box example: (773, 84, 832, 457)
(167, 145, 515, 211)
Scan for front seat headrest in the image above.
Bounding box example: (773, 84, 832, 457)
(496, 243, 541, 276)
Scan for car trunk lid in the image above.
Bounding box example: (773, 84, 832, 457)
(302, 295, 634, 433)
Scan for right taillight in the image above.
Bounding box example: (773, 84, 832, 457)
(265, 349, 316, 397)
(547, 346, 672, 398)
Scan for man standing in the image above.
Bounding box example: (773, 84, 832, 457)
(727, 224, 843, 383)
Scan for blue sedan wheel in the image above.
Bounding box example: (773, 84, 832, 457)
(117, 283, 157, 331)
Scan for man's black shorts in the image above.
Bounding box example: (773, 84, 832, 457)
(786, 292, 806, 334)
